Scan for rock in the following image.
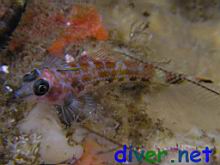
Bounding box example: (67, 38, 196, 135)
(18, 103, 83, 164)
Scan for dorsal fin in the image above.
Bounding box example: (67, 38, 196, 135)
(40, 55, 68, 69)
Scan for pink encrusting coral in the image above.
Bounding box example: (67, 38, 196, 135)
(48, 4, 109, 57)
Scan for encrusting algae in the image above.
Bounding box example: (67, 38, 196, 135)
(48, 4, 109, 56)
(74, 138, 105, 165)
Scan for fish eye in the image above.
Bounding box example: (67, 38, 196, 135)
(33, 79, 49, 96)
(23, 69, 40, 82)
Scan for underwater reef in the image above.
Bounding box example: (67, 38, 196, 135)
(1, 0, 220, 164)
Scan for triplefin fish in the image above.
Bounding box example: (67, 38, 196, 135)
(7, 55, 161, 124)
(13, 52, 220, 126)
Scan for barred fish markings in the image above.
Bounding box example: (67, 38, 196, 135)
(63, 57, 155, 95)
(165, 72, 184, 84)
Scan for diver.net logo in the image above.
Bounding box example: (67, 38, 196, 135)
(114, 145, 213, 164)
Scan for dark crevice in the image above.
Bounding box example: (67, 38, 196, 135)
(0, 1, 28, 50)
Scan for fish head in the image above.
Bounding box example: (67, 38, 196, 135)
(13, 68, 50, 101)
(13, 68, 70, 104)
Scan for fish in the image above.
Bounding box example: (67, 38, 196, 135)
(12, 51, 220, 126)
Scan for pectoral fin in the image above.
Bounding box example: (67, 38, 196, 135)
(56, 94, 97, 126)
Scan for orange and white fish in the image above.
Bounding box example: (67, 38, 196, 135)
(13, 52, 219, 125)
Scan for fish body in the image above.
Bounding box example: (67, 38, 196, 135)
(39, 55, 173, 103)
(13, 54, 219, 125)
(15, 54, 186, 124)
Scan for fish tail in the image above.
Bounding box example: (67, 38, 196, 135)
(183, 76, 220, 96)
(152, 65, 220, 96)
(115, 47, 220, 96)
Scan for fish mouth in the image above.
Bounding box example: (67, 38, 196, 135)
(6, 88, 34, 105)
(9, 87, 33, 102)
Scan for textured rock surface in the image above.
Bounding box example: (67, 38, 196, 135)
(1, 0, 220, 164)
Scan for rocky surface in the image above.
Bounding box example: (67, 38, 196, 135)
(1, 0, 220, 164)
